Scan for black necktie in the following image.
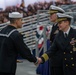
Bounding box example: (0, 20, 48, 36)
(64, 33, 67, 38)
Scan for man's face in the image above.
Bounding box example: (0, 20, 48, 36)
(49, 13, 57, 22)
(58, 20, 69, 32)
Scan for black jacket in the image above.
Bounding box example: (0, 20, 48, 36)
(0, 25, 37, 73)
(50, 23, 59, 43)
(46, 28, 76, 67)
(50, 23, 59, 67)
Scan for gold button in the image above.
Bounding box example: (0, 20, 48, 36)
(72, 64, 74, 66)
(71, 58, 73, 60)
(64, 58, 67, 60)
(64, 52, 66, 54)
(70, 51, 72, 53)
(66, 64, 68, 66)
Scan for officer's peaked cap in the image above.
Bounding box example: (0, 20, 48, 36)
(49, 5, 65, 14)
(9, 12, 23, 18)
(56, 13, 73, 23)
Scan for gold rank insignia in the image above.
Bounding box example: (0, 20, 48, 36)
(54, 30, 59, 34)
(42, 53, 49, 62)
(70, 38, 76, 51)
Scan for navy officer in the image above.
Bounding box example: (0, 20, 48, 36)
(48, 5, 65, 75)
(37, 13, 76, 75)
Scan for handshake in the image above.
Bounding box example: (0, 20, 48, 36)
(34, 53, 49, 65)
(34, 57, 43, 66)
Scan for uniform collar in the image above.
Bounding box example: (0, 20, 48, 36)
(53, 23, 58, 26)
(64, 27, 70, 35)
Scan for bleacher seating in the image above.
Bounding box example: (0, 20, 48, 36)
(0, 11, 51, 53)
(0, 8, 76, 55)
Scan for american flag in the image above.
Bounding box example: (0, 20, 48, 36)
(36, 25, 51, 48)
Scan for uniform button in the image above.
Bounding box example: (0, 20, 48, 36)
(66, 64, 68, 66)
(64, 58, 67, 60)
(70, 51, 72, 53)
(71, 58, 73, 60)
(64, 52, 66, 54)
(72, 64, 74, 66)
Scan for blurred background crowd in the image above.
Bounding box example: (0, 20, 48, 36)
(0, 0, 76, 24)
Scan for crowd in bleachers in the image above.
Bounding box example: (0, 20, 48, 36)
(0, 1, 76, 24)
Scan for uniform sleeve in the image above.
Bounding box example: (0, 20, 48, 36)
(41, 37, 58, 63)
(10, 31, 37, 63)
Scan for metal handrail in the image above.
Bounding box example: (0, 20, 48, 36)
(0, 11, 76, 57)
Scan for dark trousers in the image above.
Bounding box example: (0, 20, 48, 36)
(0, 72, 15, 75)
(50, 67, 64, 75)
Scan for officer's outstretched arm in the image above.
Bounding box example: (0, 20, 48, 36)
(39, 38, 58, 64)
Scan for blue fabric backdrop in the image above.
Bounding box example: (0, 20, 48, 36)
(36, 39, 51, 75)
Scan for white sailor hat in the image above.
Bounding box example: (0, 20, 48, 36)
(9, 12, 23, 18)
(56, 13, 73, 23)
(48, 5, 65, 14)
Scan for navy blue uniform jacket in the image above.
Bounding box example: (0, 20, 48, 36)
(45, 28, 76, 67)
(0, 25, 37, 73)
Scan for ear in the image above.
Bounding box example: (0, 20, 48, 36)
(15, 19, 18, 23)
(13, 20, 17, 25)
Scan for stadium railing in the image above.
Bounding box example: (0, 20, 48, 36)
(0, 11, 76, 56)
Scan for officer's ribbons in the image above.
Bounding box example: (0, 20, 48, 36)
(70, 38, 76, 51)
